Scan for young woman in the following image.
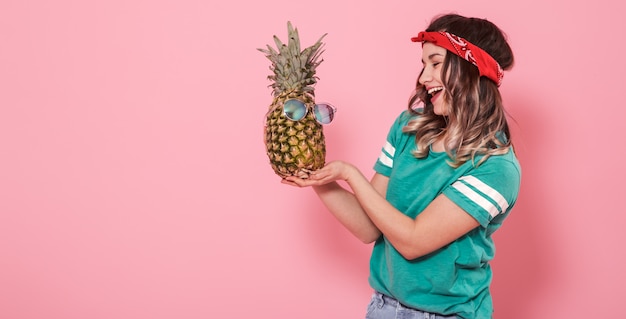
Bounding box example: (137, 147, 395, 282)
(283, 13, 521, 319)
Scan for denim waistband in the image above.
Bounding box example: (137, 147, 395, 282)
(372, 291, 457, 319)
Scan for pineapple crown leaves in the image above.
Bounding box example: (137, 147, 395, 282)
(258, 21, 327, 97)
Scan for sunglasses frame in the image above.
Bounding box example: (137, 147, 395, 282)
(282, 98, 337, 125)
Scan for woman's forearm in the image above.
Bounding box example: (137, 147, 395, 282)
(313, 182, 381, 243)
(343, 166, 420, 256)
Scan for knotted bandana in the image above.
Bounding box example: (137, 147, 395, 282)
(411, 31, 504, 86)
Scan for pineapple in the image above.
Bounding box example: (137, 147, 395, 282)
(258, 22, 328, 179)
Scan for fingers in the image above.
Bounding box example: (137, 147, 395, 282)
(281, 177, 303, 187)
(283, 175, 326, 187)
(281, 176, 314, 187)
(309, 169, 330, 180)
(308, 171, 321, 180)
(279, 161, 349, 187)
(281, 168, 335, 187)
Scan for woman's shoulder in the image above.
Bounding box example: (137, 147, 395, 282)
(477, 147, 522, 176)
(393, 109, 419, 127)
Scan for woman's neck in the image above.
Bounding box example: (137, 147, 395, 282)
(431, 138, 446, 153)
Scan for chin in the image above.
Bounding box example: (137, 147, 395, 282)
(433, 108, 447, 116)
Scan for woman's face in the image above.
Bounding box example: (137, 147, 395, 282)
(419, 42, 449, 116)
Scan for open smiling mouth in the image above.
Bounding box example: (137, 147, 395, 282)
(427, 87, 444, 101)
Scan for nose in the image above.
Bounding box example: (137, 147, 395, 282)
(418, 67, 430, 86)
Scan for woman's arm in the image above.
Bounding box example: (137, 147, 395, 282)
(287, 161, 480, 260)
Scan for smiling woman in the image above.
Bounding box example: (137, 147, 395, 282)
(283, 13, 520, 319)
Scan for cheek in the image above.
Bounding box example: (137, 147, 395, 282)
(438, 94, 452, 115)
(437, 67, 449, 83)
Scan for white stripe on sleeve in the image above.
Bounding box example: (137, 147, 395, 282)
(459, 176, 510, 213)
(378, 152, 393, 168)
(451, 181, 501, 218)
(383, 141, 395, 157)
(377, 141, 395, 168)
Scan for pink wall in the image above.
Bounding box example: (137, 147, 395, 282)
(1, 0, 624, 318)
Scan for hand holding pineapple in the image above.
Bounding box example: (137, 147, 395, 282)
(259, 22, 335, 179)
(281, 160, 356, 188)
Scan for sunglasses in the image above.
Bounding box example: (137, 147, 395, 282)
(282, 99, 337, 125)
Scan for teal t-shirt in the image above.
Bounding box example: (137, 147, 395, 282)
(371, 111, 521, 319)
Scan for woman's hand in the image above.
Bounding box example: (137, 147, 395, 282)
(281, 161, 354, 187)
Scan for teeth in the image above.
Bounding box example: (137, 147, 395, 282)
(428, 87, 443, 95)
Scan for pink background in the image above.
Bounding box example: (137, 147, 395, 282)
(1, 0, 624, 318)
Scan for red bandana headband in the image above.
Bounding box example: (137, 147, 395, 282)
(411, 31, 504, 86)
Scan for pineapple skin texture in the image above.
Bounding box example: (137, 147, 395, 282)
(264, 94, 326, 179)
(259, 22, 328, 179)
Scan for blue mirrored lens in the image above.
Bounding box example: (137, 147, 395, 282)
(314, 103, 335, 124)
(283, 99, 307, 121)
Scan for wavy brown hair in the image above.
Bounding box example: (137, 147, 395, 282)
(404, 14, 515, 167)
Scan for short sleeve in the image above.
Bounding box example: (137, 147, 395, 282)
(373, 111, 414, 177)
(442, 153, 521, 227)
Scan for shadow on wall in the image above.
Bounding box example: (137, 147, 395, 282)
(491, 90, 558, 318)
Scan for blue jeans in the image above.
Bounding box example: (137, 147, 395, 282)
(365, 292, 458, 319)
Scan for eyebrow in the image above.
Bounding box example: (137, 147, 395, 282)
(428, 53, 444, 59)
(421, 53, 445, 64)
